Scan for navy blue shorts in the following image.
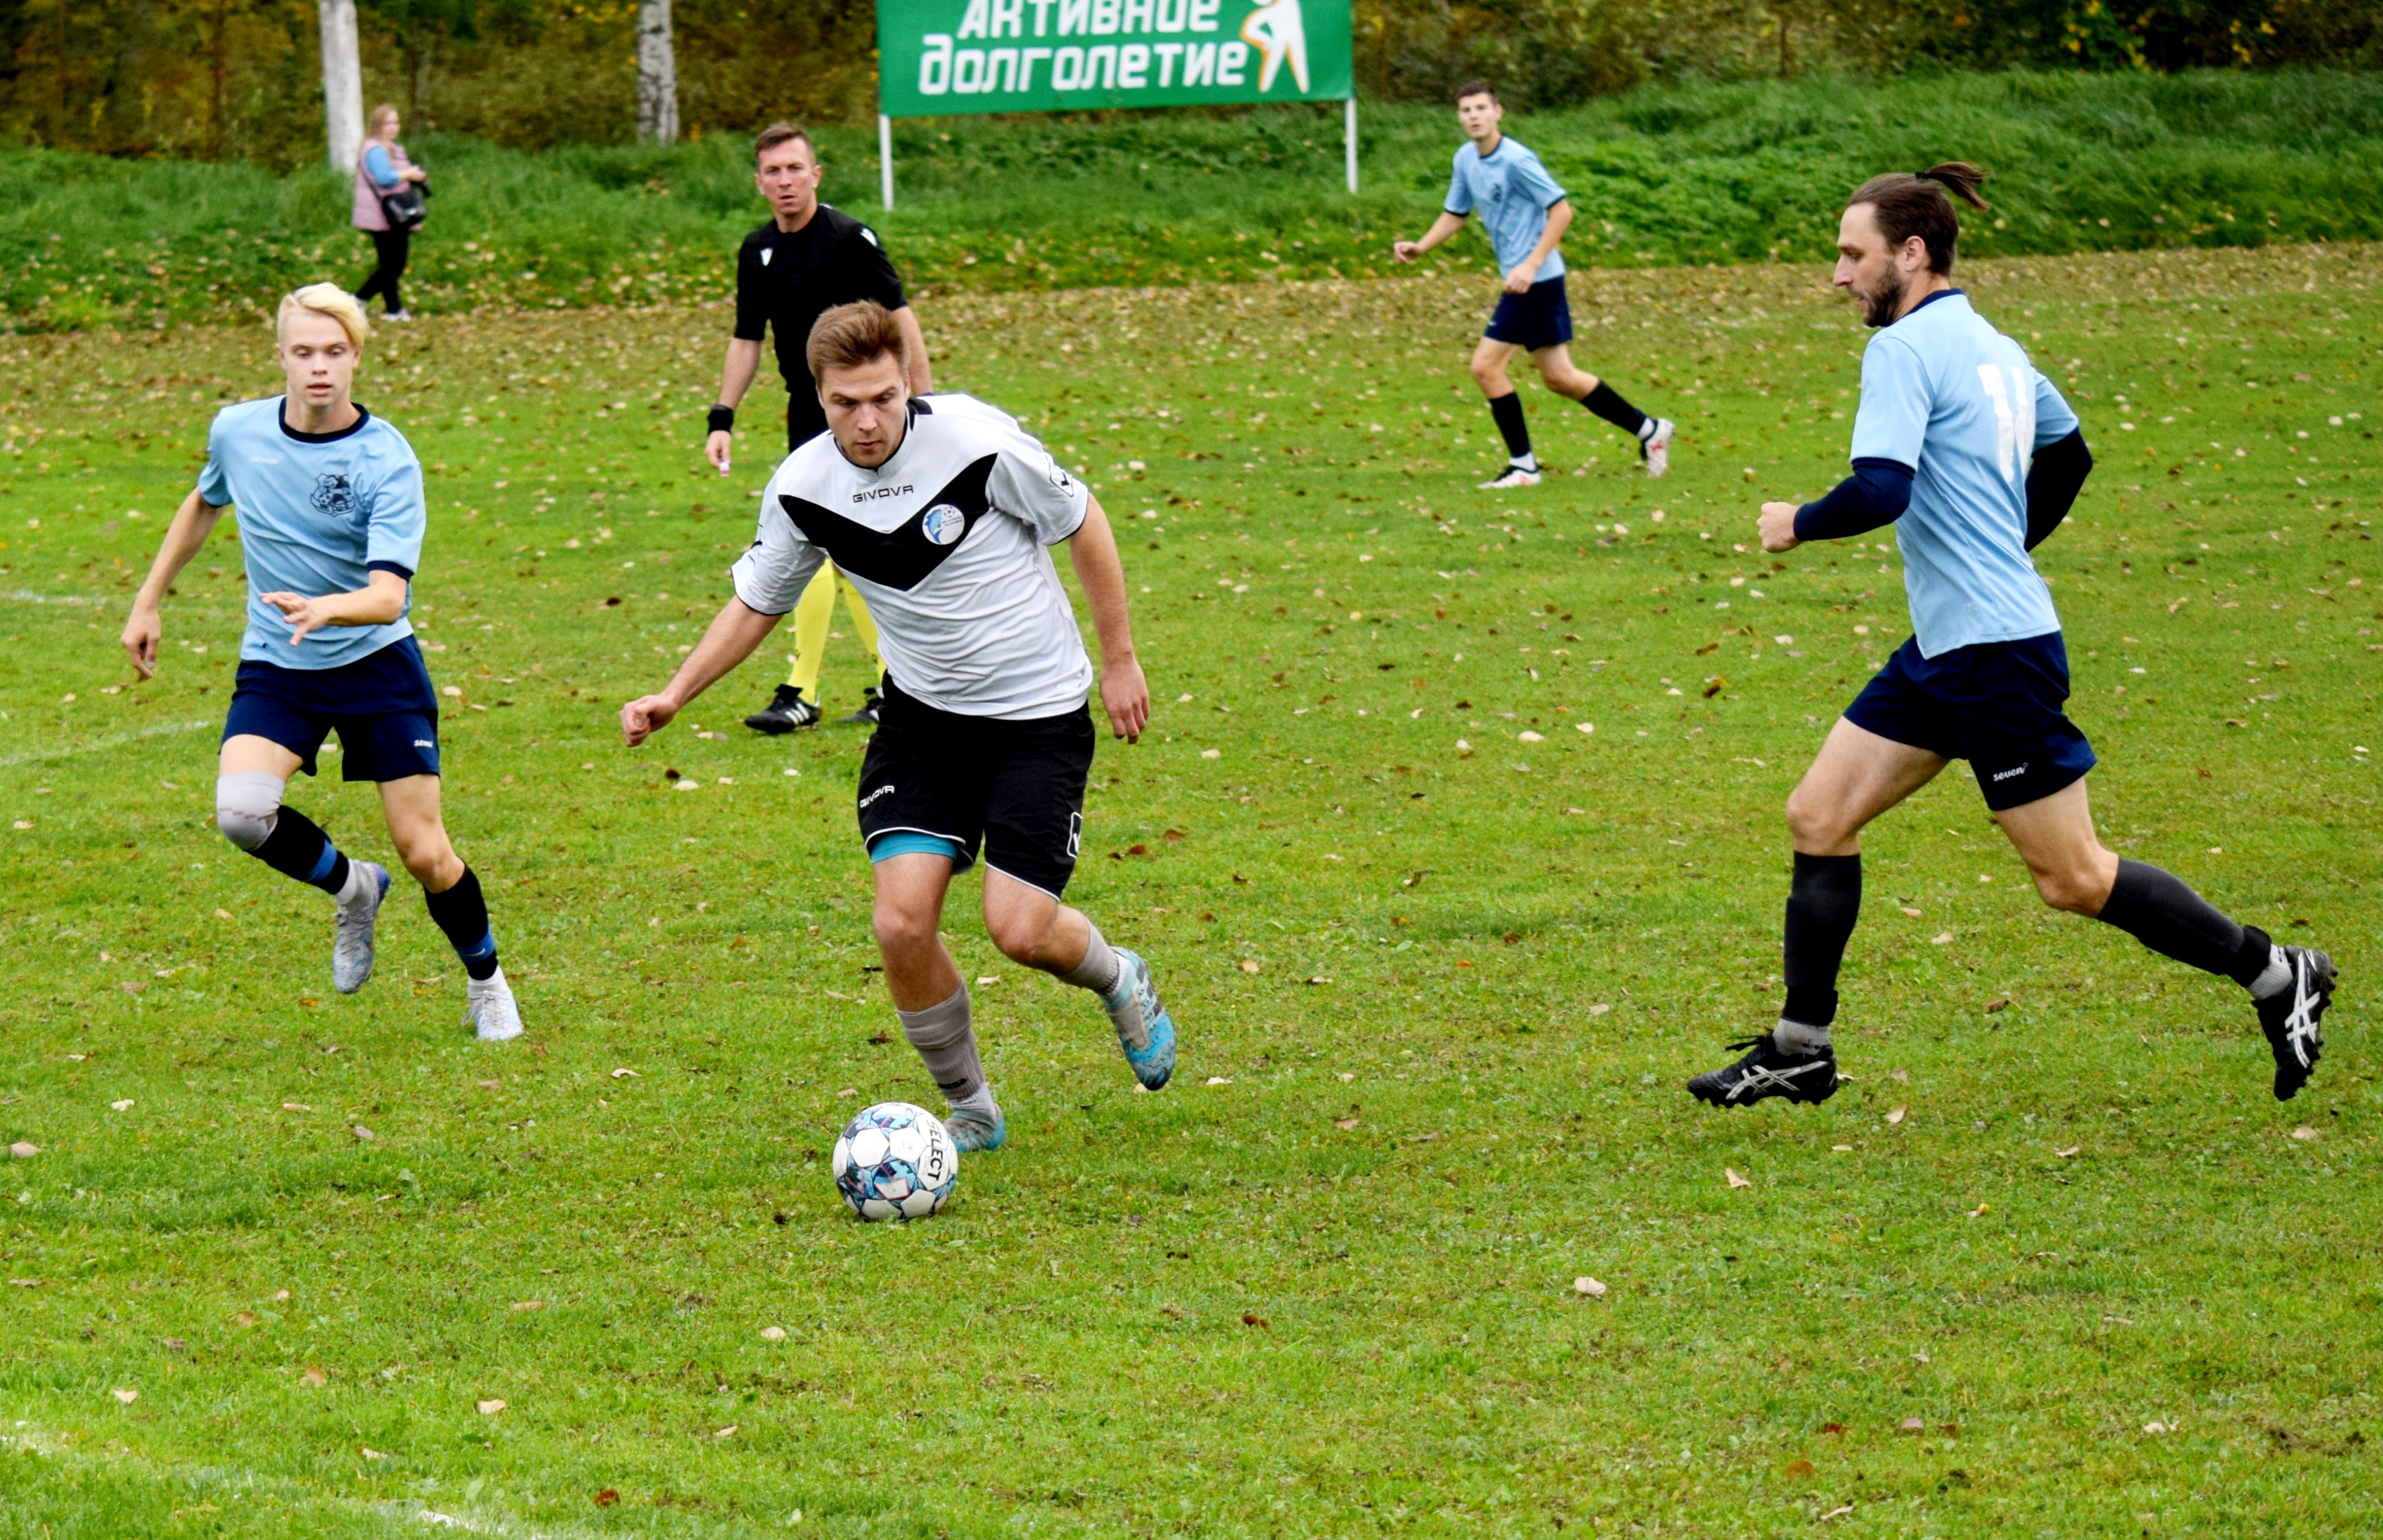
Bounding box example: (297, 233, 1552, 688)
(1843, 632, 2097, 812)
(1485, 276, 1573, 351)
(223, 636, 442, 782)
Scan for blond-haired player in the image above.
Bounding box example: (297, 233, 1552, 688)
(121, 285, 523, 1040)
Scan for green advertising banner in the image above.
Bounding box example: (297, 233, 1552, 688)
(876, 0, 1355, 118)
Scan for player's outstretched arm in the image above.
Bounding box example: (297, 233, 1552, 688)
(1065, 496, 1149, 744)
(1393, 211, 1468, 263)
(620, 596, 783, 746)
(121, 486, 227, 679)
(707, 338, 763, 477)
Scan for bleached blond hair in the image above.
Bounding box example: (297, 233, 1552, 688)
(276, 283, 371, 349)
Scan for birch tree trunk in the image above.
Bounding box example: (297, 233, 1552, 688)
(320, 0, 364, 174)
(637, 0, 679, 144)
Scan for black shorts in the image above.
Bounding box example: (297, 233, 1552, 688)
(787, 388, 827, 453)
(855, 677, 1095, 898)
(1485, 275, 1573, 352)
(1844, 631, 2097, 812)
(222, 636, 442, 781)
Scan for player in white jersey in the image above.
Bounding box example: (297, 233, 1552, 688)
(120, 285, 523, 1040)
(1688, 165, 2333, 1109)
(621, 301, 1176, 1152)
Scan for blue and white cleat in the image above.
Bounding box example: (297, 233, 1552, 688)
(332, 862, 392, 995)
(944, 1102, 1007, 1153)
(1101, 947, 1176, 1091)
(465, 965, 524, 1043)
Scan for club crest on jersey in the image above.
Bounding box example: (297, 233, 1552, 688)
(311, 473, 358, 522)
(921, 503, 966, 546)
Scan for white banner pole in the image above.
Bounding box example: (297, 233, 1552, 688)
(1344, 96, 1358, 195)
(880, 114, 895, 211)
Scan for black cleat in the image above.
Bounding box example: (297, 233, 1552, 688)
(2258, 945, 2335, 1101)
(1687, 1034, 1839, 1108)
(744, 683, 820, 735)
(840, 685, 883, 728)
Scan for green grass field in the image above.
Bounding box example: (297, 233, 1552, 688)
(6, 67, 2383, 330)
(0, 242, 2379, 1535)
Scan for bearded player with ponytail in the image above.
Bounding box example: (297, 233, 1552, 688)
(1686, 164, 2335, 1109)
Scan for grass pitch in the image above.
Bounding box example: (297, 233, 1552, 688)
(0, 244, 2379, 1536)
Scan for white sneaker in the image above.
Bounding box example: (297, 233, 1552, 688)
(1477, 466, 1543, 491)
(465, 966, 524, 1042)
(332, 862, 391, 995)
(383, 310, 414, 323)
(1642, 419, 1675, 478)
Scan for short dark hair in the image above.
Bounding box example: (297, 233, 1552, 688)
(807, 300, 908, 384)
(1454, 80, 1498, 105)
(754, 121, 816, 167)
(1846, 163, 1990, 275)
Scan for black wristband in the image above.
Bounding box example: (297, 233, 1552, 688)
(706, 404, 735, 435)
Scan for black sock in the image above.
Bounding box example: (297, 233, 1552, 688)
(424, 866, 501, 981)
(250, 805, 350, 897)
(1488, 393, 1532, 462)
(2096, 858, 2261, 981)
(1582, 381, 1651, 439)
(1782, 852, 1862, 1028)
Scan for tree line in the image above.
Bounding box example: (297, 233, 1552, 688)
(3, 0, 2378, 165)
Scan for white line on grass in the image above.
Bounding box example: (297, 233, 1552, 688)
(0, 719, 213, 768)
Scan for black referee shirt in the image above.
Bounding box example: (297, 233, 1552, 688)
(732, 205, 909, 447)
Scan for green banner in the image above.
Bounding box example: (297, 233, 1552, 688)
(877, 0, 1353, 118)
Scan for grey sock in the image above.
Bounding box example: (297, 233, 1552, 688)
(897, 984, 982, 1103)
(334, 859, 374, 908)
(2249, 946, 2291, 999)
(948, 1083, 999, 1120)
(1773, 1017, 1832, 1057)
(1060, 921, 1122, 996)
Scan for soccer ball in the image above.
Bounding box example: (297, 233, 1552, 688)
(831, 1102, 958, 1222)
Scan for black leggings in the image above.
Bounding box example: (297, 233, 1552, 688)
(356, 228, 411, 314)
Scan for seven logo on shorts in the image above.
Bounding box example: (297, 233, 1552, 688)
(922, 503, 966, 545)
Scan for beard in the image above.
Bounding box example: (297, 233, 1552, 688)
(1854, 268, 1915, 329)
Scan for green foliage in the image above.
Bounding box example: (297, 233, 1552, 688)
(4, 69, 2383, 332)
(0, 243, 2378, 1535)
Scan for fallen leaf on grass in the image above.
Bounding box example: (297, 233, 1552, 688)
(1334, 1116, 1360, 1130)
(1984, 997, 2010, 1012)
(300, 1365, 327, 1387)
(476, 1399, 506, 1416)
(593, 1489, 619, 1507)
(2143, 1421, 2170, 1435)
(1588, 1002, 1612, 1016)
(1820, 1505, 1854, 1521)
(477, 1079, 500, 1090)
(510, 1300, 543, 1312)
(1899, 906, 1923, 917)
(2290, 1126, 2318, 1142)
(1969, 1202, 1990, 1217)
(283, 1101, 313, 1112)
(361, 1447, 386, 1460)
(1831, 1144, 1853, 1152)
(1205, 1076, 1233, 1087)
(1930, 932, 1953, 945)
(1725, 1168, 1752, 1189)
(1240, 1312, 1269, 1329)
(610, 1068, 639, 1080)
(1886, 1106, 1906, 1125)
(2056, 1145, 2080, 1159)
(112, 1388, 138, 1404)
(1784, 1458, 1815, 1478)
(1572, 1277, 1607, 1298)
(1238, 959, 1260, 974)
(8, 1142, 38, 1159)
(713, 1425, 737, 1439)
(1821, 1422, 1846, 1434)
(1899, 1417, 1927, 1433)
(1159, 1304, 1189, 1319)
(351, 1126, 374, 1142)
(7, 1279, 39, 1288)
(231, 1311, 257, 1328)
(110, 1100, 135, 1112)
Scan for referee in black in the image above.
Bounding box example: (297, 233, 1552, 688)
(706, 121, 934, 733)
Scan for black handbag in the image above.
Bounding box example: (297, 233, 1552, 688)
(379, 175, 429, 231)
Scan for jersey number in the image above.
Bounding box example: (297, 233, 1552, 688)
(1976, 364, 2037, 486)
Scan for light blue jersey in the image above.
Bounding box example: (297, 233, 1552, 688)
(195, 396, 427, 671)
(1849, 290, 2079, 657)
(1444, 135, 1568, 283)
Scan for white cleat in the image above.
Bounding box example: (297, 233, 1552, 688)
(465, 965, 524, 1042)
(1477, 466, 1542, 491)
(1642, 418, 1675, 478)
(332, 862, 392, 995)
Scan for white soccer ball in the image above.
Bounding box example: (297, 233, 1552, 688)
(831, 1102, 958, 1222)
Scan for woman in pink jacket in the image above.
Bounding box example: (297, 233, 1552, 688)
(353, 104, 429, 321)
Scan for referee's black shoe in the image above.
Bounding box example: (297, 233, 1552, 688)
(1687, 1033, 1839, 1108)
(744, 683, 820, 735)
(2258, 944, 2336, 1101)
(840, 685, 883, 729)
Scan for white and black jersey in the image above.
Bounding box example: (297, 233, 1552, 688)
(732, 393, 1094, 720)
